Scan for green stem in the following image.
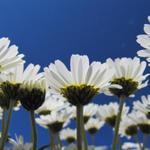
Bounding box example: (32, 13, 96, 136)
(0, 101, 14, 150)
(112, 96, 125, 150)
(30, 111, 37, 150)
(77, 104, 84, 150)
(1, 109, 6, 138)
(143, 134, 147, 150)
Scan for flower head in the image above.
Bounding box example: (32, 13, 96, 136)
(133, 95, 150, 119)
(119, 116, 138, 138)
(106, 57, 149, 98)
(85, 117, 104, 135)
(36, 109, 71, 133)
(0, 37, 24, 72)
(129, 111, 150, 134)
(44, 54, 114, 105)
(19, 78, 46, 111)
(60, 128, 76, 144)
(97, 102, 129, 127)
(137, 16, 150, 66)
(35, 91, 69, 116)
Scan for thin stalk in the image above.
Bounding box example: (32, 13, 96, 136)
(76, 104, 84, 150)
(0, 101, 14, 150)
(30, 111, 37, 150)
(112, 95, 125, 150)
(1, 109, 6, 138)
(143, 134, 147, 150)
(134, 135, 142, 150)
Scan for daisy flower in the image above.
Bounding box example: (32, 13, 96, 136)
(44, 54, 114, 105)
(119, 116, 138, 138)
(0, 37, 24, 72)
(19, 78, 46, 111)
(35, 91, 69, 116)
(106, 57, 149, 98)
(136, 16, 150, 66)
(97, 102, 129, 128)
(60, 128, 76, 144)
(85, 117, 104, 135)
(36, 109, 71, 133)
(1, 63, 42, 83)
(133, 95, 150, 119)
(129, 111, 150, 134)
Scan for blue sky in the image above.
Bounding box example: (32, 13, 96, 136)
(0, 0, 150, 148)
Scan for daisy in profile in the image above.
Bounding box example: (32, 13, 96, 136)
(36, 109, 71, 133)
(133, 95, 150, 119)
(129, 111, 150, 135)
(60, 128, 76, 144)
(35, 91, 69, 116)
(85, 117, 104, 135)
(119, 116, 138, 139)
(19, 78, 46, 150)
(0, 37, 24, 72)
(19, 78, 46, 111)
(44, 54, 114, 150)
(44, 54, 114, 106)
(97, 102, 129, 128)
(136, 16, 150, 66)
(106, 57, 149, 98)
(106, 57, 148, 150)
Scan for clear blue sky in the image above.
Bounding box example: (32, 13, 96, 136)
(0, 0, 150, 148)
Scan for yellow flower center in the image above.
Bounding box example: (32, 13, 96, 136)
(60, 84, 99, 106)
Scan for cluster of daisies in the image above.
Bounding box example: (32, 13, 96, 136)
(0, 16, 150, 150)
